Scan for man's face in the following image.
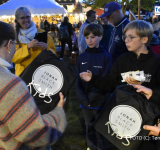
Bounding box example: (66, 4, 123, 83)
(106, 11, 117, 26)
(88, 13, 96, 22)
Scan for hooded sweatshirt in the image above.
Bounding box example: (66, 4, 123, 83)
(76, 45, 112, 108)
(89, 47, 160, 92)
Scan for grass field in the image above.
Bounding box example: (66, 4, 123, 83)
(51, 54, 87, 150)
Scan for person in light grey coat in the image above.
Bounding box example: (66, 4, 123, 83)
(40, 18, 44, 29)
(78, 10, 96, 54)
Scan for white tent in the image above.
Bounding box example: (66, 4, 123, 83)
(0, 0, 67, 16)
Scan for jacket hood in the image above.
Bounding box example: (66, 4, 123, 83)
(85, 45, 106, 53)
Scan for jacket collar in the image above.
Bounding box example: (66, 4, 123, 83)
(85, 19, 91, 24)
(85, 45, 106, 53)
(115, 17, 128, 27)
(0, 57, 11, 72)
(129, 46, 154, 62)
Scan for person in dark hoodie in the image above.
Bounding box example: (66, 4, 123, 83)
(59, 16, 73, 59)
(100, 17, 113, 51)
(100, 2, 130, 63)
(76, 23, 113, 150)
(80, 20, 160, 150)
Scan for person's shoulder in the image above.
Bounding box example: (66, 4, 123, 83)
(102, 24, 113, 30)
(117, 18, 130, 28)
(103, 50, 112, 57)
(124, 18, 130, 26)
(0, 68, 23, 88)
(81, 22, 88, 28)
(109, 24, 114, 29)
(151, 50, 160, 59)
(77, 52, 88, 64)
(79, 51, 88, 57)
(102, 52, 112, 63)
(68, 22, 72, 26)
(99, 48, 112, 59)
(117, 52, 130, 61)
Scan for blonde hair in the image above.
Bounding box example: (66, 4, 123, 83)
(123, 20, 153, 46)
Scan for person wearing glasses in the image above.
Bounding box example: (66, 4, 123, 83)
(100, 2, 130, 63)
(0, 21, 67, 150)
(12, 7, 56, 76)
(79, 20, 160, 99)
(79, 20, 160, 150)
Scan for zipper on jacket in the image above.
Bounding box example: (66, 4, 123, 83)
(108, 18, 128, 53)
(108, 28, 116, 53)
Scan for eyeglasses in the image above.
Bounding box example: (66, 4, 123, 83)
(122, 35, 139, 42)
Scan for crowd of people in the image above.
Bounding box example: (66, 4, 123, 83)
(0, 1, 160, 150)
(39, 18, 82, 33)
(77, 2, 160, 150)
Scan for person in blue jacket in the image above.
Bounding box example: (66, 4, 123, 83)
(76, 23, 113, 150)
(100, 17, 113, 51)
(100, 2, 130, 62)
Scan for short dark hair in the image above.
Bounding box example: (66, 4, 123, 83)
(0, 21, 15, 48)
(86, 10, 96, 18)
(83, 23, 103, 37)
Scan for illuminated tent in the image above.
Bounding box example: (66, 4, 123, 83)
(0, 0, 67, 16)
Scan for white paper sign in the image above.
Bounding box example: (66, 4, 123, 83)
(32, 64, 64, 96)
(109, 105, 142, 138)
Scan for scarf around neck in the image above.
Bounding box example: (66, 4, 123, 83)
(0, 57, 11, 72)
(18, 21, 37, 44)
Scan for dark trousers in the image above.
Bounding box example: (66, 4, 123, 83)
(82, 109, 107, 150)
(60, 38, 72, 58)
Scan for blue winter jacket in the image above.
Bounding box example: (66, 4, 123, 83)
(100, 24, 114, 51)
(76, 45, 112, 109)
(108, 17, 130, 63)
